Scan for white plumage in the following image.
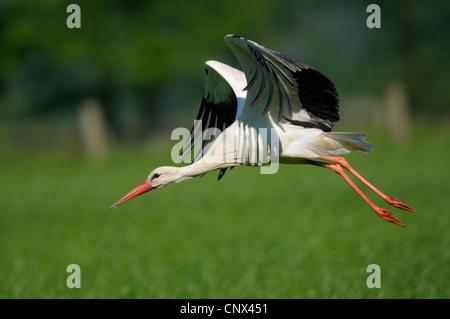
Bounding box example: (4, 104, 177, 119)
(111, 34, 415, 226)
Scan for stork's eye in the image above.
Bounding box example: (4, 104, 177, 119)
(151, 173, 160, 181)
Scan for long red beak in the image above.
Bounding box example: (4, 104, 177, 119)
(110, 180, 154, 208)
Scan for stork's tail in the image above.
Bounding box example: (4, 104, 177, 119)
(324, 132, 374, 154)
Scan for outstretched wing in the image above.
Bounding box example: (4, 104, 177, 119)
(178, 62, 240, 179)
(225, 35, 340, 132)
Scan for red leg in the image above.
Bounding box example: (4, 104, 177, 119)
(306, 160, 404, 226)
(316, 155, 415, 213)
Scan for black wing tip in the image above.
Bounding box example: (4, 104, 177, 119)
(218, 168, 227, 180)
(227, 34, 340, 124)
(283, 116, 333, 132)
(260, 41, 341, 124)
(294, 68, 340, 123)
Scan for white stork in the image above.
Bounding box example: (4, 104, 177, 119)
(111, 34, 415, 226)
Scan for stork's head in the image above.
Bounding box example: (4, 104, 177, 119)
(110, 166, 186, 208)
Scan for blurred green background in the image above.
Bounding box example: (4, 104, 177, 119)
(1, 0, 449, 298)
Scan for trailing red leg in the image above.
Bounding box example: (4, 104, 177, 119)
(307, 160, 404, 226)
(316, 155, 415, 213)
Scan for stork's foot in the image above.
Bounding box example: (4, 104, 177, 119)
(386, 197, 416, 213)
(375, 207, 404, 227)
(315, 155, 416, 218)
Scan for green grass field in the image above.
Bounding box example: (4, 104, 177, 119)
(1, 123, 449, 298)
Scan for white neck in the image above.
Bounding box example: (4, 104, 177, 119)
(178, 159, 231, 180)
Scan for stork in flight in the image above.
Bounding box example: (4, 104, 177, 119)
(111, 34, 415, 226)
